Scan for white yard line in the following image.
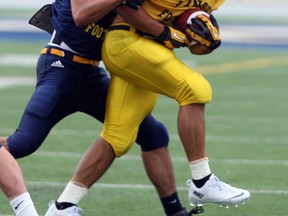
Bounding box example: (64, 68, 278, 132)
(29, 151, 288, 166)
(25, 180, 288, 195)
(0, 53, 287, 79)
(0, 54, 38, 66)
(1, 127, 287, 145)
(0, 76, 35, 89)
(0, 54, 105, 67)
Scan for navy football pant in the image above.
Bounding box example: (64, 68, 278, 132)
(7, 47, 169, 158)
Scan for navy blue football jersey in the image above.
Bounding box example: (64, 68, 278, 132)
(51, 0, 116, 60)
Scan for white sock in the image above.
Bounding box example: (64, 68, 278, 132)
(189, 157, 211, 180)
(10, 192, 39, 216)
(57, 181, 88, 204)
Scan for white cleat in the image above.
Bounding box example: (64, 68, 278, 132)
(187, 174, 251, 207)
(45, 200, 83, 216)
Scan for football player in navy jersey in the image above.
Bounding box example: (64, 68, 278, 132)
(0, 0, 190, 215)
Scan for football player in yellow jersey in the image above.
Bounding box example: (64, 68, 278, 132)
(45, 0, 250, 215)
(100, 0, 251, 208)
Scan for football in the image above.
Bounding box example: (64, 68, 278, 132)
(174, 8, 212, 55)
(187, 42, 212, 55)
(174, 8, 211, 36)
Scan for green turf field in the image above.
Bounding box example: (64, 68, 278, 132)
(0, 41, 288, 216)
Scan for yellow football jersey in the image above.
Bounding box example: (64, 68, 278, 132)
(142, 0, 225, 25)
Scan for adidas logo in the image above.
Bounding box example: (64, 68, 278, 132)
(51, 60, 64, 68)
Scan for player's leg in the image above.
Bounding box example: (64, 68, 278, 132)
(137, 115, 188, 215)
(84, 67, 186, 212)
(102, 27, 250, 207)
(0, 145, 39, 216)
(45, 139, 188, 216)
(45, 66, 116, 213)
(82, 66, 178, 198)
(45, 76, 187, 215)
(45, 76, 157, 213)
(45, 137, 113, 216)
(46, 69, 188, 215)
(142, 148, 189, 216)
(3, 51, 80, 158)
(101, 76, 190, 215)
(44, 90, 147, 213)
(137, 116, 174, 197)
(0, 144, 27, 200)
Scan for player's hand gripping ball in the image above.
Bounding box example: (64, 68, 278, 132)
(174, 8, 221, 55)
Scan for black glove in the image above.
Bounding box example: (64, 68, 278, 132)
(186, 14, 221, 51)
(156, 25, 188, 50)
(210, 14, 219, 30)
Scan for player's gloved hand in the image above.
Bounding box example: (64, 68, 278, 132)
(210, 14, 219, 30)
(156, 25, 188, 50)
(186, 13, 221, 51)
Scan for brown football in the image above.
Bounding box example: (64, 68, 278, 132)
(174, 9, 203, 33)
(174, 8, 212, 55)
(188, 42, 212, 55)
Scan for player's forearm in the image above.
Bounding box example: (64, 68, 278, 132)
(115, 5, 164, 37)
(71, 0, 122, 26)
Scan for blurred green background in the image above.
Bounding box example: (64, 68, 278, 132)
(1, 0, 288, 215)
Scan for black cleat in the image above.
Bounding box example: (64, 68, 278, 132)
(188, 206, 204, 215)
(167, 208, 190, 216)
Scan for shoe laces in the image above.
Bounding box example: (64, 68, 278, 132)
(208, 176, 237, 194)
(70, 206, 83, 215)
(64, 205, 83, 215)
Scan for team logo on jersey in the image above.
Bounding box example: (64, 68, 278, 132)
(85, 23, 109, 40)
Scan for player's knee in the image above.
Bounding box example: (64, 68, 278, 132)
(8, 133, 38, 158)
(136, 115, 169, 152)
(101, 130, 137, 157)
(109, 141, 134, 157)
(177, 73, 212, 105)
